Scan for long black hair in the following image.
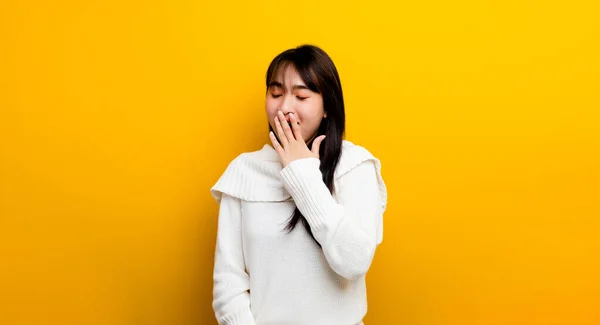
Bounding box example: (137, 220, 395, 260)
(265, 44, 346, 246)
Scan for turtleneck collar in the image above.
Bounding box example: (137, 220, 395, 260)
(259, 143, 281, 162)
(211, 139, 387, 214)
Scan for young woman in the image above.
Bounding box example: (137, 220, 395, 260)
(210, 44, 388, 325)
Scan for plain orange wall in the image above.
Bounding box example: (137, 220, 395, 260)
(1, 1, 599, 324)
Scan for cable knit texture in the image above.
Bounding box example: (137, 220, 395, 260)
(210, 140, 387, 325)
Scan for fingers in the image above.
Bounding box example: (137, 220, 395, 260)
(269, 131, 283, 153)
(273, 114, 289, 148)
(277, 111, 295, 142)
(311, 135, 326, 157)
(288, 112, 302, 140)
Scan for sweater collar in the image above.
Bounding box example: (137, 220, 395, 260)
(211, 139, 386, 207)
(259, 143, 281, 162)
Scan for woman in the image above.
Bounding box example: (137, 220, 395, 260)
(210, 44, 388, 325)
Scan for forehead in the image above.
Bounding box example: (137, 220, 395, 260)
(272, 64, 305, 86)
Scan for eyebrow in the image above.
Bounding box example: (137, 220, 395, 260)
(268, 81, 310, 91)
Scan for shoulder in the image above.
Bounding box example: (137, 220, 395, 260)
(335, 140, 381, 180)
(335, 139, 388, 211)
(210, 144, 288, 203)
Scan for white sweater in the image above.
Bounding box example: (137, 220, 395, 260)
(210, 140, 387, 325)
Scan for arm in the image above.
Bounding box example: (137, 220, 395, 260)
(212, 193, 256, 325)
(279, 158, 382, 280)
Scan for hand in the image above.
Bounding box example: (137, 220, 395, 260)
(269, 110, 326, 168)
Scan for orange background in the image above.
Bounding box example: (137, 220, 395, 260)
(1, 1, 599, 324)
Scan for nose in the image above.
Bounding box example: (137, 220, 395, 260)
(278, 111, 292, 123)
(278, 99, 294, 122)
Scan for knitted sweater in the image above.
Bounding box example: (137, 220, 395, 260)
(210, 140, 387, 325)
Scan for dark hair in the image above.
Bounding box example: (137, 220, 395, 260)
(265, 44, 346, 247)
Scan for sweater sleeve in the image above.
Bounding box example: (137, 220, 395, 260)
(212, 193, 256, 325)
(279, 157, 383, 280)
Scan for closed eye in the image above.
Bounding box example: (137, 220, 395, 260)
(270, 93, 307, 100)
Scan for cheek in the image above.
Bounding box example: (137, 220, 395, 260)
(298, 104, 323, 122)
(304, 99, 324, 116)
(265, 99, 278, 119)
(297, 114, 322, 132)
